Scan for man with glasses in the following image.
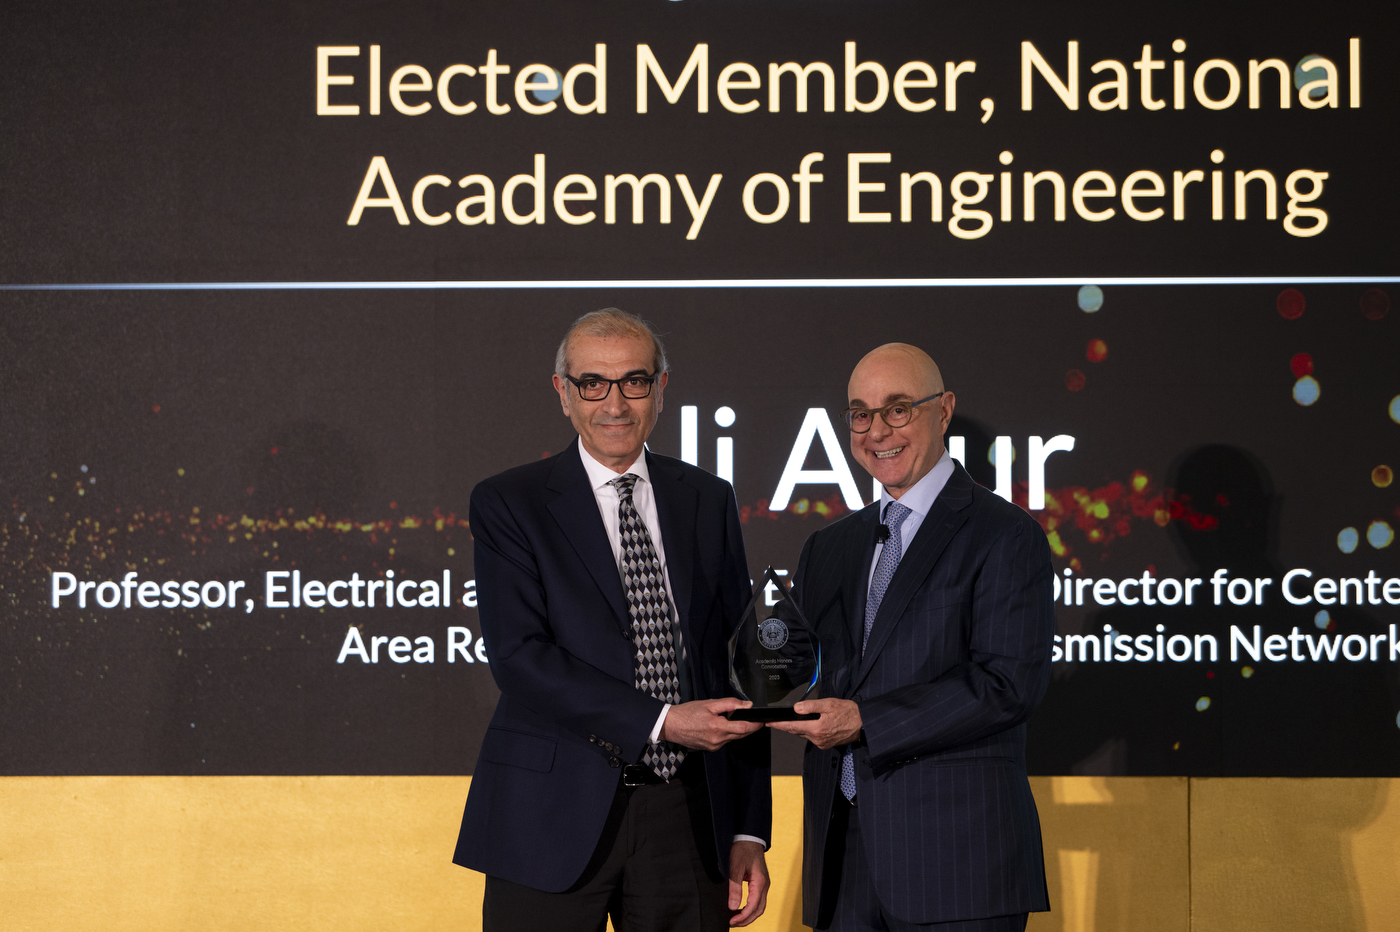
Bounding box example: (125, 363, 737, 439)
(453, 308, 771, 932)
(771, 343, 1053, 931)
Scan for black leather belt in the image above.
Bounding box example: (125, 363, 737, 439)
(621, 764, 667, 787)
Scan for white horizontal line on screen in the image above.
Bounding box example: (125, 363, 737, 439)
(1, 276, 1398, 291)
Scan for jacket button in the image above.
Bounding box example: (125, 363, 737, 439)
(609, 757, 622, 768)
(831, 758, 838, 769)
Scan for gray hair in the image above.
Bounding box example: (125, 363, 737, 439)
(554, 308, 669, 378)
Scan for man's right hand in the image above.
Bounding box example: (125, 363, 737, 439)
(662, 698, 762, 751)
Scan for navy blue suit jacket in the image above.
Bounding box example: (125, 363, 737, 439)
(793, 462, 1053, 924)
(452, 442, 771, 892)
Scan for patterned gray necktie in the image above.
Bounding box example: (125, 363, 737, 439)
(841, 501, 912, 801)
(610, 473, 685, 780)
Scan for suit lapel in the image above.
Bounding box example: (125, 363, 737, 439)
(852, 463, 976, 690)
(545, 443, 630, 635)
(647, 450, 698, 644)
(833, 505, 880, 699)
(845, 506, 880, 654)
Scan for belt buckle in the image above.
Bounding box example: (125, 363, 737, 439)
(622, 764, 657, 787)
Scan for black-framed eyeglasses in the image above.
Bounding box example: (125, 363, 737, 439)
(842, 392, 946, 433)
(564, 372, 659, 401)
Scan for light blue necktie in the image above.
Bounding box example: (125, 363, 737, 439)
(840, 501, 911, 801)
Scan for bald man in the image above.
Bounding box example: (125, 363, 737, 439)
(771, 345, 1054, 931)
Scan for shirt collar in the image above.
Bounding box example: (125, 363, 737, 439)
(879, 448, 953, 520)
(577, 436, 651, 491)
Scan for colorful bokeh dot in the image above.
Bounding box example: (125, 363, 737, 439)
(1077, 285, 1103, 312)
(1086, 339, 1108, 362)
(530, 70, 565, 103)
(1368, 521, 1395, 549)
(1195, 697, 1211, 712)
(1360, 287, 1389, 321)
(1314, 609, 1331, 630)
(1065, 369, 1086, 392)
(1241, 666, 1254, 678)
(1292, 376, 1320, 406)
(1337, 527, 1359, 553)
(1295, 56, 1330, 100)
(1290, 353, 1313, 377)
(987, 442, 1017, 466)
(1390, 396, 1400, 424)
(1277, 288, 1305, 319)
(1375, 466, 1394, 488)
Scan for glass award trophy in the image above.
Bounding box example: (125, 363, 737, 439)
(728, 567, 821, 722)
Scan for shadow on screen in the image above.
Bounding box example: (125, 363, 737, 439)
(947, 414, 996, 489)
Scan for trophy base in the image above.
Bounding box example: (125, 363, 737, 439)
(728, 708, 820, 722)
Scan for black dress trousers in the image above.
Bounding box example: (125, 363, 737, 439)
(483, 757, 731, 932)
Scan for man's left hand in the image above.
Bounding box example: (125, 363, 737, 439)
(727, 840, 769, 926)
(767, 698, 863, 750)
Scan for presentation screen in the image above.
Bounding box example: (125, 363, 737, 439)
(2, 0, 1396, 777)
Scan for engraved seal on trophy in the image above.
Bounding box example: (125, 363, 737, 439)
(758, 617, 789, 650)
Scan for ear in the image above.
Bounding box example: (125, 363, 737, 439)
(552, 374, 572, 417)
(939, 392, 956, 434)
(654, 370, 668, 412)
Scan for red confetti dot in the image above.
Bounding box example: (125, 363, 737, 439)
(152, 405, 161, 413)
(1361, 287, 1389, 321)
(1207, 671, 1215, 679)
(1065, 369, 1086, 391)
(389, 501, 398, 509)
(1277, 288, 1305, 319)
(269, 447, 278, 455)
(1290, 353, 1313, 377)
(246, 487, 255, 495)
(1086, 339, 1108, 362)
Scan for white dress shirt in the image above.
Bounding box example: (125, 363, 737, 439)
(579, 440, 766, 847)
(577, 439, 678, 745)
(869, 449, 955, 590)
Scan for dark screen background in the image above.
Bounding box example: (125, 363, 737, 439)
(2, 0, 1396, 776)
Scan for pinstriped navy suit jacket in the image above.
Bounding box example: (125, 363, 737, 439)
(793, 461, 1053, 925)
